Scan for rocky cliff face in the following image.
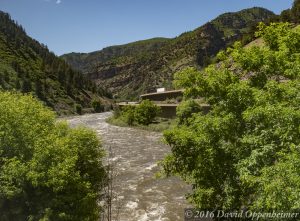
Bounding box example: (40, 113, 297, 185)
(62, 7, 275, 100)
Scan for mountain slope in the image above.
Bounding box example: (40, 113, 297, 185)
(63, 37, 171, 73)
(0, 11, 111, 114)
(62, 7, 275, 100)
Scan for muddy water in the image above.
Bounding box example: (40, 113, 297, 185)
(66, 112, 191, 221)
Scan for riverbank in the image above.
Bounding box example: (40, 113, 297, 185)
(106, 116, 177, 132)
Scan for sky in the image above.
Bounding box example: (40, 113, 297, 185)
(0, 0, 294, 55)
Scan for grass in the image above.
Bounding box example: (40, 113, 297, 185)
(106, 116, 177, 132)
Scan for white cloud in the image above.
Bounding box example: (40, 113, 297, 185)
(43, 0, 61, 4)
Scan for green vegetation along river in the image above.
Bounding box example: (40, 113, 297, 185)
(66, 112, 191, 221)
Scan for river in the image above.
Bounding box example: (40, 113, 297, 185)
(66, 112, 191, 221)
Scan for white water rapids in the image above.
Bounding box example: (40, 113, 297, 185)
(66, 112, 191, 221)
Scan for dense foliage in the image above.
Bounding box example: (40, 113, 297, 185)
(161, 23, 300, 210)
(62, 8, 274, 100)
(278, 0, 300, 23)
(91, 99, 105, 113)
(176, 99, 202, 125)
(113, 100, 161, 126)
(0, 92, 107, 221)
(0, 11, 111, 115)
(119, 105, 136, 126)
(134, 100, 162, 125)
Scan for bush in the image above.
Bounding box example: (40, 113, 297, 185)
(113, 100, 161, 126)
(0, 92, 107, 221)
(134, 100, 161, 125)
(121, 105, 136, 126)
(91, 99, 104, 113)
(112, 105, 122, 118)
(74, 103, 82, 115)
(176, 99, 202, 125)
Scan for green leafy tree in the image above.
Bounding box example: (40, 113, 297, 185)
(134, 100, 161, 125)
(291, 0, 300, 23)
(74, 103, 82, 115)
(15, 79, 21, 90)
(0, 92, 107, 221)
(176, 99, 202, 125)
(120, 105, 136, 126)
(35, 80, 45, 100)
(91, 99, 104, 113)
(114, 100, 161, 126)
(280, 9, 292, 22)
(161, 23, 300, 210)
(21, 78, 32, 93)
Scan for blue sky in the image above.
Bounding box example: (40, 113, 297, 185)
(0, 0, 294, 55)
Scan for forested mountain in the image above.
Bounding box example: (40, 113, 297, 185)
(62, 7, 275, 100)
(63, 38, 171, 73)
(0, 11, 111, 114)
(275, 0, 300, 23)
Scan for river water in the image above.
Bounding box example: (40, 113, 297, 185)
(66, 112, 191, 221)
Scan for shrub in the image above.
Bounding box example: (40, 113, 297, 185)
(74, 103, 82, 115)
(91, 99, 104, 113)
(121, 105, 136, 126)
(134, 100, 161, 125)
(112, 105, 122, 118)
(112, 100, 161, 126)
(0, 92, 106, 221)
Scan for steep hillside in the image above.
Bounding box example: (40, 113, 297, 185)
(63, 37, 170, 73)
(62, 7, 275, 100)
(276, 0, 300, 23)
(0, 11, 111, 114)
